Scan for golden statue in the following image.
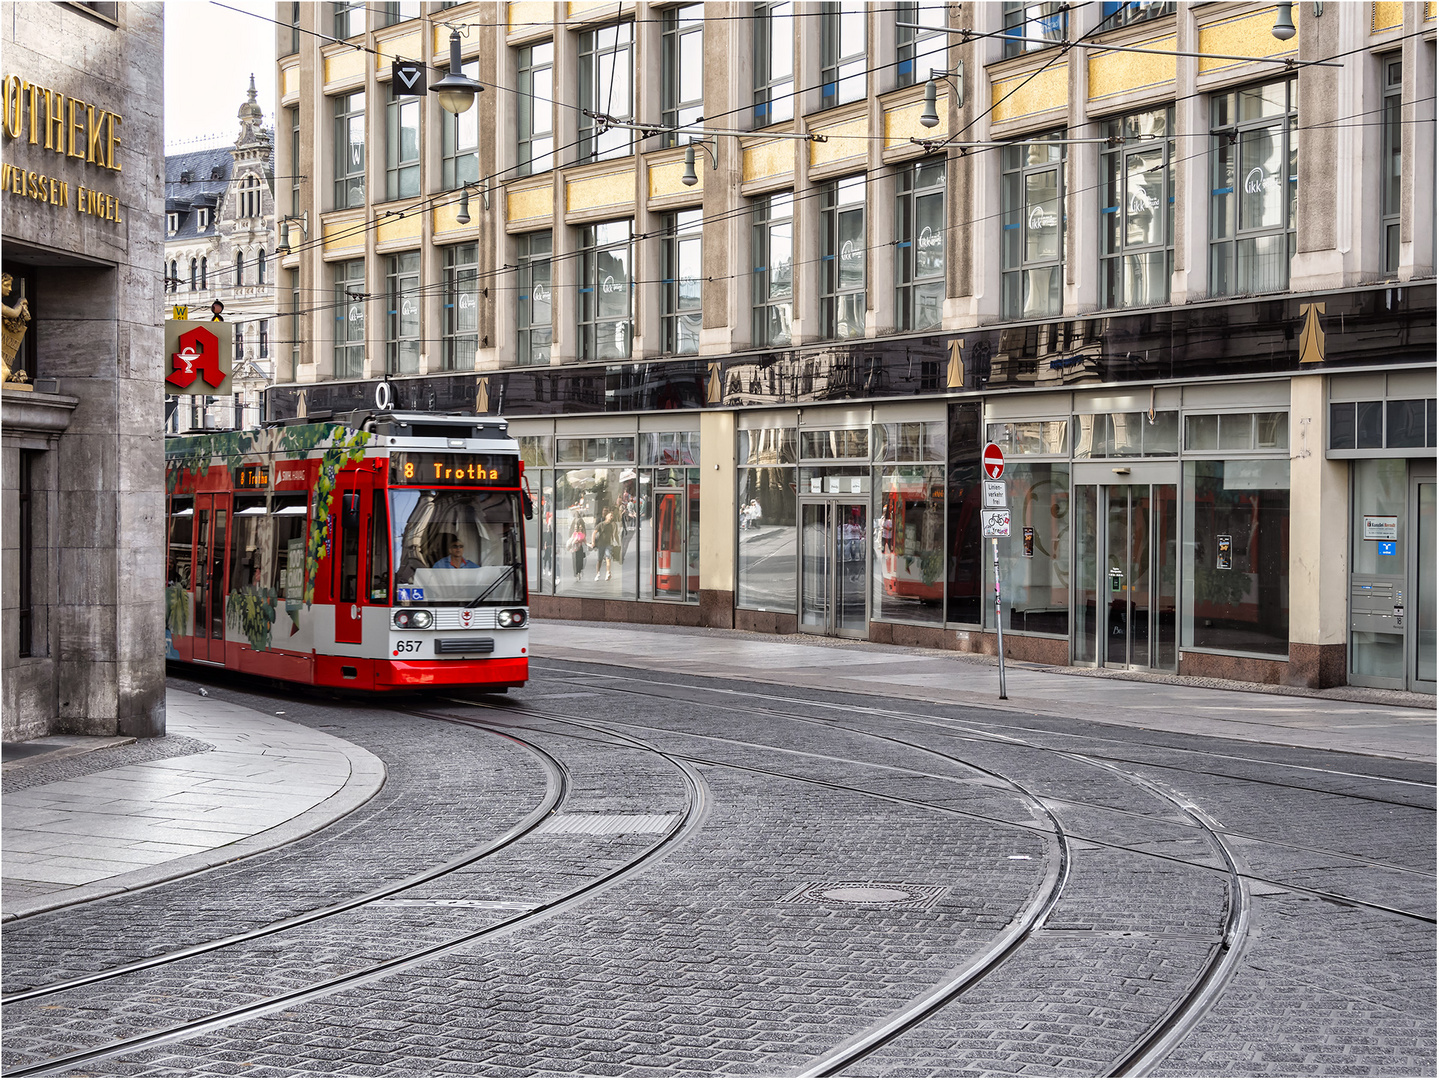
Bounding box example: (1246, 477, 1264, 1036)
(2, 272, 32, 385)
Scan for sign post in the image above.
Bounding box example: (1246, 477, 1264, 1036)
(980, 443, 1009, 700)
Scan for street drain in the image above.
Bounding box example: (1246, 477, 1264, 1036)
(535, 813, 677, 835)
(780, 881, 949, 910)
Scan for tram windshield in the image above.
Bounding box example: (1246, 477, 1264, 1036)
(390, 489, 525, 604)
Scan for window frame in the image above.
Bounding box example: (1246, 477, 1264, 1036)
(895, 1, 949, 89)
(517, 231, 553, 367)
(662, 208, 703, 355)
(820, 1, 867, 109)
(333, 90, 366, 210)
(662, 6, 704, 147)
(1208, 77, 1298, 298)
(1099, 1, 1176, 30)
(578, 22, 634, 163)
(385, 251, 421, 375)
(333, 258, 366, 380)
(1099, 107, 1174, 309)
(753, 2, 794, 127)
(385, 81, 421, 202)
(820, 174, 866, 340)
(441, 59, 481, 189)
(517, 41, 555, 176)
(752, 191, 794, 348)
(895, 159, 946, 333)
(1002, 1, 1066, 57)
(579, 220, 633, 360)
(333, 1, 365, 40)
(442, 242, 479, 372)
(1382, 56, 1403, 275)
(1001, 130, 1066, 320)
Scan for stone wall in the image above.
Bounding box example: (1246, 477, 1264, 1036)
(1, 2, 167, 739)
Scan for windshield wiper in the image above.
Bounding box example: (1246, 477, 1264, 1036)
(470, 563, 521, 606)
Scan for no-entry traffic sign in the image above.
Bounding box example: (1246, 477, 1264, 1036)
(982, 442, 1005, 479)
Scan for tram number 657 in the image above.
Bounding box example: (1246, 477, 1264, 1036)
(393, 639, 423, 654)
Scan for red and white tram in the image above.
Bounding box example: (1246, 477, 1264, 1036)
(165, 411, 531, 691)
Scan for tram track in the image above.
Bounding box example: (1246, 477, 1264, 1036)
(1, 711, 710, 1079)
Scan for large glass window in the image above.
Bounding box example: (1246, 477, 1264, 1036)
(990, 462, 1070, 635)
(1100, 108, 1173, 309)
(555, 456, 637, 599)
(289, 269, 300, 372)
(821, 175, 866, 340)
(738, 426, 798, 611)
(1099, 1, 1176, 28)
(333, 258, 365, 380)
(752, 192, 794, 347)
(386, 251, 420, 375)
(376, 1, 420, 28)
(517, 42, 554, 176)
(386, 82, 420, 201)
(1003, 1, 1065, 57)
(391, 489, 525, 605)
(288, 106, 301, 218)
(663, 209, 702, 355)
(946, 401, 983, 626)
(517, 231, 552, 366)
(1382, 57, 1402, 275)
(333, 1, 364, 39)
(874, 421, 945, 626)
(579, 23, 633, 162)
(895, 160, 945, 332)
(333, 91, 365, 209)
(821, 2, 866, 108)
(896, 1, 948, 89)
(580, 220, 633, 360)
(753, 2, 794, 126)
(1182, 459, 1290, 656)
(662, 6, 704, 145)
(442, 243, 478, 372)
(1210, 78, 1297, 297)
(441, 59, 479, 190)
(285, 1, 300, 55)
(1002, 131, 1065, 320)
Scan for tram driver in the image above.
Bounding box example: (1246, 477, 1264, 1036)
(433, 537, 477, 569)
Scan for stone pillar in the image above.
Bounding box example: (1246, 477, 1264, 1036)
(1287, 373, 1348, 687)
(698, 408, 737, 628)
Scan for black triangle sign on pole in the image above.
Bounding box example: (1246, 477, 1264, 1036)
(392, 59, 426, 96)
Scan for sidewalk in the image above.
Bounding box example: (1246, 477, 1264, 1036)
(528, 621, 1437, 765)
(1, 690, 385, 921)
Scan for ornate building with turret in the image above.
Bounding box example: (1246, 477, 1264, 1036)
(163, 77, 277, 433)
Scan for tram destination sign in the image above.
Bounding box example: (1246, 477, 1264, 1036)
(390, 452, 519, 487)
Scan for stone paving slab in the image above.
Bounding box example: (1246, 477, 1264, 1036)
(0, 690, 386, 921)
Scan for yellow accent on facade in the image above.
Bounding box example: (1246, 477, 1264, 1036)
(1428, 2, 1437, 22)
(885, 99, 946, 148)
(1372, 1, 1405, 31)
(323, 48, 366, 86)
(432, 201, 474, 239)
(507, 184, 553, 223)
(377, 212, 422, 246)
(376, 32, 423, 71)
(323, 220, 366, 255)
(509, 2, 554, 35)
(1088, 36, 1176, 99)
(280, 64, 298, 100)
(810, 115, 869, 167)
(742, 139, 794, 184)
(1198, 9, 1296, 73)
(990, 62, 1068, 124)
(650, 158, 698, 198)
(567, 169, 635, 212)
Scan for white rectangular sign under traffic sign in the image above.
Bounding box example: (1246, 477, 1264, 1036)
(982, 509, 1011, 538)
(983, 480, 1006, 508)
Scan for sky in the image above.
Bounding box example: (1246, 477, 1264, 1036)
(164, 0, 278, 151)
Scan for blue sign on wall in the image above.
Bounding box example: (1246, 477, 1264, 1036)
(1378, 541, 1396, 557)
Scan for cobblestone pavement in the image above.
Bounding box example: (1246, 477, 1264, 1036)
(1, 662, 1432, 1078)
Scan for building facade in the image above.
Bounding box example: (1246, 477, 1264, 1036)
(2, 1, 167, 739)
(269, 1, 1437, 693)
(164, 77, 277, 434)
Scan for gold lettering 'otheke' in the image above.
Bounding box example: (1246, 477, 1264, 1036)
(1, 75, 122, 172)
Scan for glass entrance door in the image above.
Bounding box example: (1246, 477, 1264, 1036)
(1411, 469, 1435, 694)
(1073, 478, 1177, 670)
(800, 500, 868, 637)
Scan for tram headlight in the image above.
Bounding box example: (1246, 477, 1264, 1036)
(497, 608, 528, 628)
(394, 609, 434, 630)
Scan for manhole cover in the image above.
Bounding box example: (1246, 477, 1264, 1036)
(780, 881, 949, 910)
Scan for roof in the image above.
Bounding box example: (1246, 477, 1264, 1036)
(165, 147, 231, 240)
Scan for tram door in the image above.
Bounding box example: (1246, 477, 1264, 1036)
(799, 500, 868, 638)
(193, 493, 229, 663)
(1073, 471, 1178, 670)
(333, 473, 367, 644)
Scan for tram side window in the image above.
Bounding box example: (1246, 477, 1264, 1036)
(230, 507, 271, 591)
(272, 505, 308, 601)
(368, 489, 390, 603)
(338, 493, 361, 604)
(168, 500, 194, 588)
